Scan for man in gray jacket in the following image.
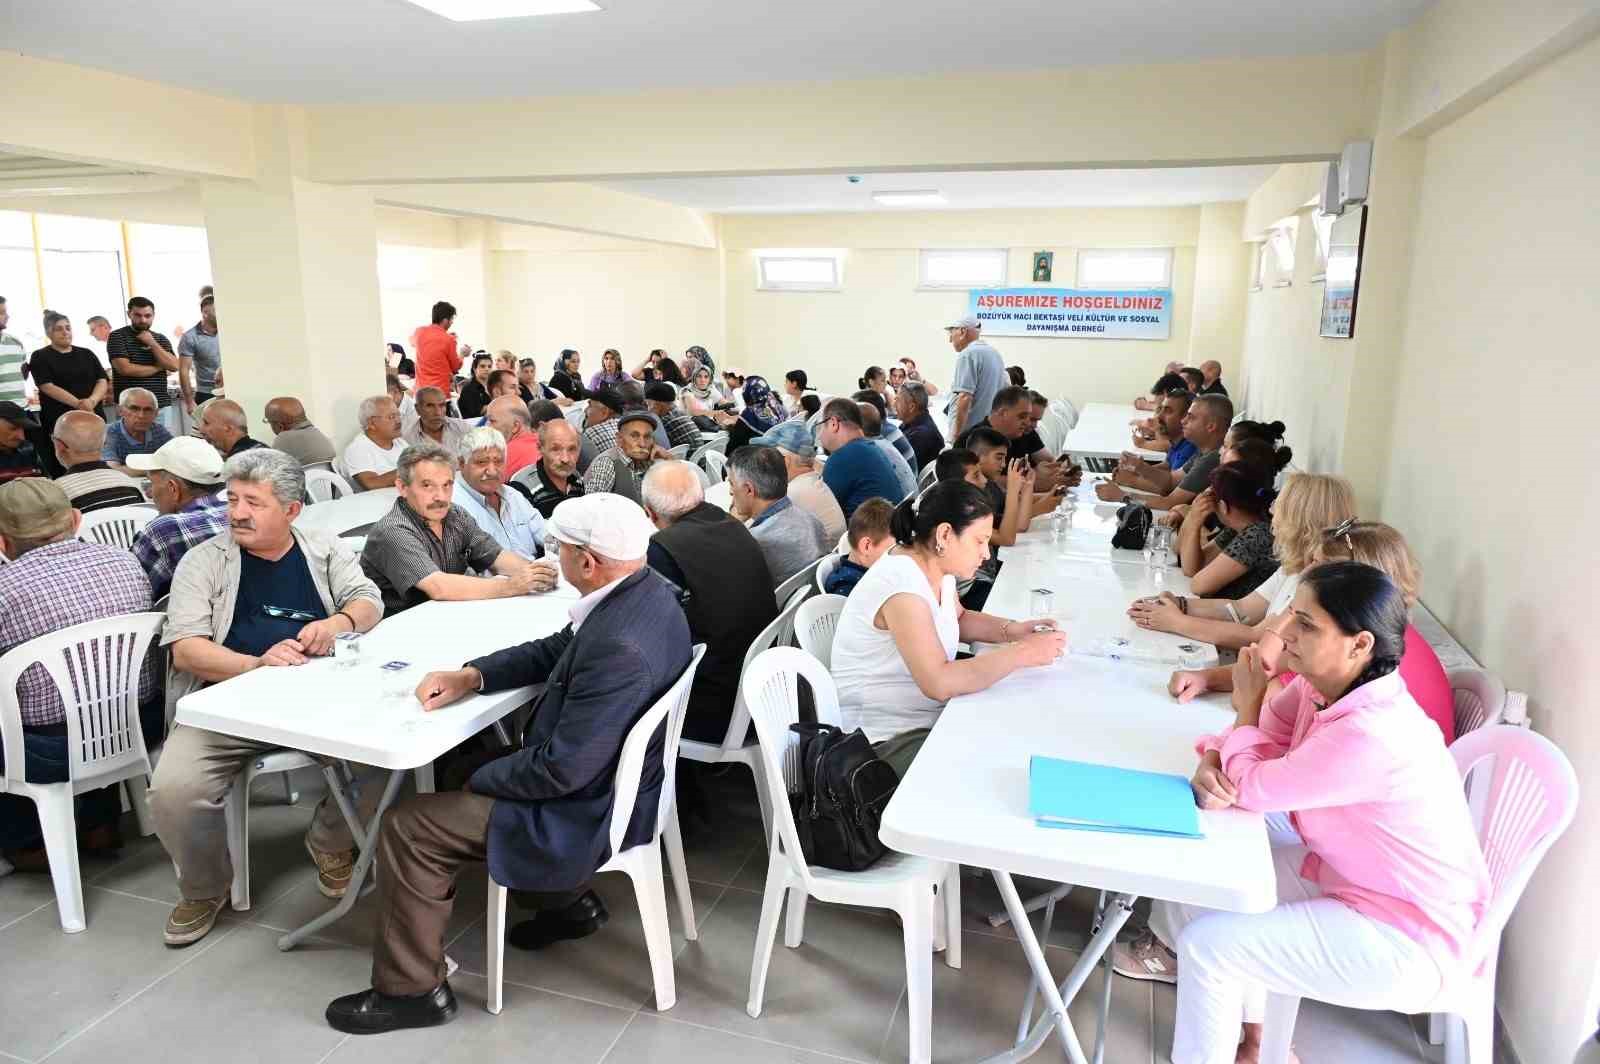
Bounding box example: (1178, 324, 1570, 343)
(727, 444, 828, 590)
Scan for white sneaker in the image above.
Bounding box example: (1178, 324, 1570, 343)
(1111, 929, 1178, 984)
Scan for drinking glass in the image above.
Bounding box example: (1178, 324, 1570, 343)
(1030, 588, 1055, 619)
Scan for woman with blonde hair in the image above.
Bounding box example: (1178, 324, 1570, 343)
(1128, 471, 1356, 647)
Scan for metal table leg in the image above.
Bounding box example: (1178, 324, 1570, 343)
(978, 872, 1137, 1064)
(277, 766, 405, 951)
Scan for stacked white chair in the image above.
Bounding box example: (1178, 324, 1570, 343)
(740, 647, 961, 1064)
(0, 613, 165, 932)
(485, 645, 706, 1014)
(77, 505, 157, 550)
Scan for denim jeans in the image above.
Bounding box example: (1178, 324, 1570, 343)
(0, 700, 165, 851)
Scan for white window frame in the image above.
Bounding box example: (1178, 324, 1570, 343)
(1249, 242, 1266, 292)
(754, 248, 844, 292)
(916, 247, 1008, 290)
(1075, 247, 1173, 290)
(1252, 219, 1298, 290)
(1310, 210, 1335, 284)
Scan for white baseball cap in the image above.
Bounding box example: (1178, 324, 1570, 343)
(546, 494, 656, 561)
(126, 436, 226, 484)
(945, 314, 981, 330)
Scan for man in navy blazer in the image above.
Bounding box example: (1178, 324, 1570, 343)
(326, 494, 691, 1035)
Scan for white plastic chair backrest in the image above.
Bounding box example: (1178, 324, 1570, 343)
(77, 505, 156, 550)
(794, 595, 846, 670)
(1050, 397, 1079, 430)
(814, 553, 840, 593)
(774, 558, 822, 611)
(741, 646, 845, 885)
(607, 645, 706, 856)
(563, 401, 588, 429)
(705, 434, 729, 455)
(668, 443, 691, 459)
(305, 467, 354, 504)
(701, 449, 728, 483)
(1448, 725, 1579, 973)
(918, 460, 938, 489)
(1449, 668, 1507, 739)
(0, 612, 165, 788)
(691, 462, 712, 488)
(302, 460, 334, 474)
(712, 591, 808, 751)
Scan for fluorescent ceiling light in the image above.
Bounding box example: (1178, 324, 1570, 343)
(402, 0, 599, 21)
(871, 190, 947, 207)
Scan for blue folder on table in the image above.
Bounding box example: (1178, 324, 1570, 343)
(1028, 755, 1202, 839)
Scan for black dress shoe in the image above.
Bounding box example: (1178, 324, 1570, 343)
(507, 890, 609, 951)
(325, 981, 459, 1034)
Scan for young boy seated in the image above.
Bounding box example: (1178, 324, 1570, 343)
(823, 496, 896, 597)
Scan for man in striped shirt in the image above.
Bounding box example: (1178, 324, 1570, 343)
(107, 296, 179, 429)
(128, 437, 229, 599)
(51, 411, 145, 513)
(0, 296, 27, 407)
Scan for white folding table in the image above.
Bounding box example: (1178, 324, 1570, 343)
(879, 660, 1277, 1064)
(293, 487, 400, 538)
(1060, 403, 1166, 462)
(174, 591, 578, 949)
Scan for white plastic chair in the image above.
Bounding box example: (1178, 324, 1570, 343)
(305, 467, 354, 503)
(740, 647, 961, 1064)
(773, 558, 821, 613)
(917, 460, 938, 489)
(793, 595, 845, 670)
(1049, 397, 1079, 431)
(563, 400, 589, 429)
(77, 505, 157, 550)
(1449, 668, 1508, 739)
(0, 613, 165, 932)
(486, 645, 706, 1014)
(701, 449, 728, 484)
(667, 443, 691, 460)
(678, 590, 809, 844)
(704, 434, 729, 456)
(814, 553, 841, 593)
(1260, 725, 1579, 1064)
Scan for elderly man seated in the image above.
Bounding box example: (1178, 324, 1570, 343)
(584, 409, 660, 506)
(343, 395, 408, 491)
(483, 395, 540, 479)
(0, 402, 44, 484)
(452, 427, 546, 558)
(520, 418, 585, 518)
(324, 495, 691, 1035)
(749, 419, 845, 544)
(51, 410, 145, 513)
(150, 449, 385, 946)
(0, 479, 160, 871)
(641, 461, 776, 744)
(644, 382, 704, 451)
(727, 444, 828, 589)
(402, 386, 469, 453)
(576, 387, 624, 473)
(892, 379, 945, 473)
(102, 387, 173, 474)
(129, 437, 230, 598)
(197, 398, 266, 460)
(360, 443, 556, 616)
(264, 397, 336, 467)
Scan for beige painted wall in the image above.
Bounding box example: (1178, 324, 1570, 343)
(1379, 33, 1600, 1062)
(719, 207, 1250, 406)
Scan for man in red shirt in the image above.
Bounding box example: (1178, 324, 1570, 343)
(414, 301, 461, 396)
(485, 396, 540, 478)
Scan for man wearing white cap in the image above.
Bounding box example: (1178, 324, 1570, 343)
(944, 314, 1007, 440)
(326, 493, 693, 1036)
(129, 435, 230, 598)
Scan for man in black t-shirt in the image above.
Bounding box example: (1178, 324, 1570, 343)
(954, 385, 1079, 491)
(106, 295, 178, 419)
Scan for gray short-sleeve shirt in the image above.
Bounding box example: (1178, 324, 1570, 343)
(1177, 448, 1223, 495)
(177, 325, 222, 393)
(359, 499, 503, 615)
(945, 340, 1006, 425)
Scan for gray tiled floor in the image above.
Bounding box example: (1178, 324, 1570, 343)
(0, 766, 1443, 1063)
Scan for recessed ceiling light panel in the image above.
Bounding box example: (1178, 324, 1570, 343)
(871, 190, 947, 207)
(402, 0, 599, 21)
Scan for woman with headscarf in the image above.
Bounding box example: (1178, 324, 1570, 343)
(727, 375, 788, 455)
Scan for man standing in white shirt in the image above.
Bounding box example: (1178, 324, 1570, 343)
(944, 314, 1006, 440)
(342, 395, 408, 490)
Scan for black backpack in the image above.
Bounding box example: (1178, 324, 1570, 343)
(1111, 498, 1154, 550)
(786, 722, 900, 871)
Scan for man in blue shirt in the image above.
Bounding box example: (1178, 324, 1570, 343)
(817, 398, 905, 518)
(451, 426, 546, 558)
(102, 387, 173, 474)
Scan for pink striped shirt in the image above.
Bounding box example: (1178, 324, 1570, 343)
(1199, 671, 1490, 969)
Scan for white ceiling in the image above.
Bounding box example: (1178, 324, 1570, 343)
(9, 0, 1430, 104)
(602, 166, 1281, 213)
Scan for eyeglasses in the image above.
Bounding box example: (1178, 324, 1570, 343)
(261, 604, 320, 622)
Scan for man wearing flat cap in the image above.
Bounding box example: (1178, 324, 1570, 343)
(582, 408, 661, 506)
(0, 401, 44, 485)
(643, 382, 702, 452)
(325, 493, 692, 1035)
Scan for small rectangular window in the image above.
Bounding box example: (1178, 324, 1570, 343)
(917, 248, 1007, 289)
(1264, 219, 1298, 288)
(1076, 248, 1173, 289)
(1310, 211, 1335, 283)
(755, 249, 844, 291)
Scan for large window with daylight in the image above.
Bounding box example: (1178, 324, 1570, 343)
(36, 214, 126, 358)
(0, 210, 45, 353)
(126, 223, 213, 335)
(918, 248, 1008, 289)
(755, 249, 844, 292)
(1075, 247, 1173, 289)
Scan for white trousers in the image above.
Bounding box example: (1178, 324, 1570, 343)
(1152, 846, 1443, 1064)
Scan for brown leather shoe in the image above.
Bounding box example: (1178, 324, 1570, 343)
(2, 847, 50, 874)
(165, 896, 228, 947)
(306, 840, 357, 898)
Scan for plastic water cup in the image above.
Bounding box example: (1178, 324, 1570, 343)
(333, 631, 362, 668)
(1030, 588, 1055, 618)
(1177, 643, 1208, 670)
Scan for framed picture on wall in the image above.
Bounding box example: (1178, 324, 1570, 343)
(1319, 205, 1367, 339)
(1032, 251, 1053, 283)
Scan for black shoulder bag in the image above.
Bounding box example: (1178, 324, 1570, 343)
(786, 722, 900, 871)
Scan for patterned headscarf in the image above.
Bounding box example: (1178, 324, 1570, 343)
(739, 375, 787, 433)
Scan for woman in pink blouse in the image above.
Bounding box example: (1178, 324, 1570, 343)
(1152, 562, 1489, 1064)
